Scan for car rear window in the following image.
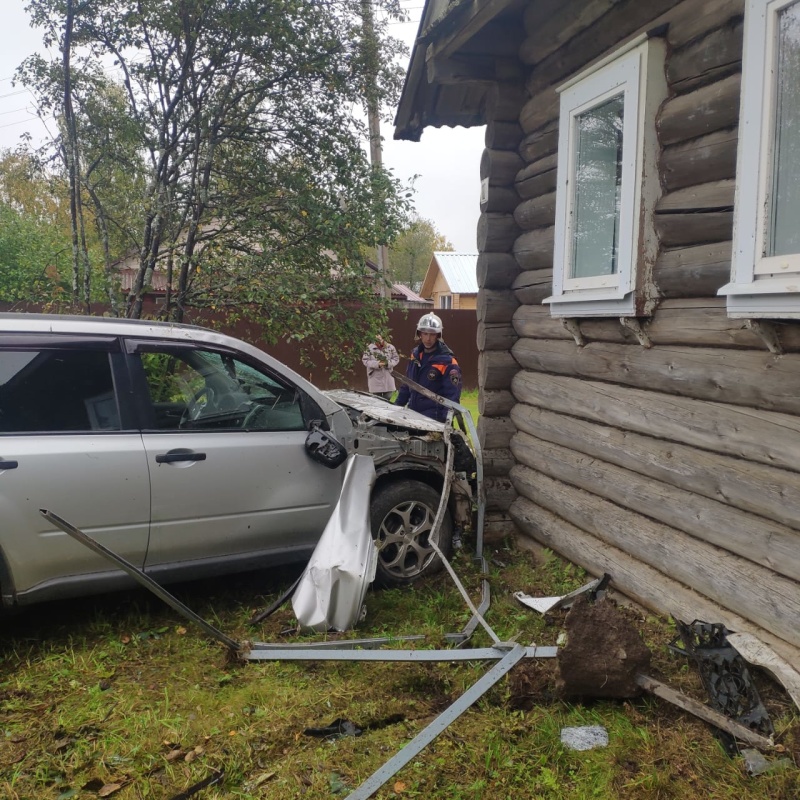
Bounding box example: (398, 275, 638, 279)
(0, 349, 120, 433)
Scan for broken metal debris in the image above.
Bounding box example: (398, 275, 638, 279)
(560, 726, 609, 751)
(514, 574, 609, 615)
(670, 620, 774, 753)
(304, 719, 362, 740)
(740, 747, 794, 777)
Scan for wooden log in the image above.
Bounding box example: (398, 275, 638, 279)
(511, 337, 800, 416)
(477, 289, 519, 324)
(480, 184, 520, 214)
(510, 401, 800, 529)
(477, 322, 518, 352)
(524, 0, 685, 94)
(522, 0, 563, 35)
(510, 463, 800, 648)
(511, 431, 800, 582)
(514, 192, 557, 231)
(668, 20, 743, 94)
(511, 269, 553, 305)
(518, 120, 558, 164)
(658, 73, 740, 146)
(515, 154, 557, 200)
(520, 90, 559, 137)
(485, 476, 517, 512)
(661, 128, 738, 191)
(511, 369, 800, 473)
(512, 297, 800, 351)
(519, 0, 623, 67)
(482, 447, 516, 477)
(654, 210, 733, 247)
(484, 510, 518, 542)
(510, 496, 800, 667)
(486, 83, 527, 122)
(667, 0, 745, 49)
(654, 241, 732, 298)
(477, 212, 520, 253)
(479, 389, 516, 417)
(512, 227, 555, 270)
(656, 180, 735, 212)
(481, 148, 524, 186)
(477, 252, 520, 290)
(485, 120, 524, 151)
(478, 414, 517, 449)
(478, 349, 519, 390)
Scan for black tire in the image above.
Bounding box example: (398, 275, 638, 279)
(370, 479, 453, 588)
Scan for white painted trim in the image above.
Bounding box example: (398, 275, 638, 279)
(725, 0, 800, 315)
(556, 33, 648, 94)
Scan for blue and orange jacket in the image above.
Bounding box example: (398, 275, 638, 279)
(394, 340, 462, 422)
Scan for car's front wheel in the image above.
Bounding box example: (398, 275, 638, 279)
(370, 479, 452, 588)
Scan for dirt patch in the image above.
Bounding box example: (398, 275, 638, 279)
(508, 659, 559, 710)
(556, 596, 652, 699)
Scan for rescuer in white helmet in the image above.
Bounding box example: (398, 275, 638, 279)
(394, 312, 462, 421)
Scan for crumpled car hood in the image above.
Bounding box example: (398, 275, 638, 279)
(325, 389, 446, 432)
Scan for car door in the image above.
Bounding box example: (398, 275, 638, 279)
(0, 336, 150, 603)
(126, 339, 343, 575)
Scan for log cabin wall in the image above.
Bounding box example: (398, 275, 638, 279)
(497, 0, 800, 664)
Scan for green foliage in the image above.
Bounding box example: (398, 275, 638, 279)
(387, 214, 454, 291)
(17, 0, 413, 374)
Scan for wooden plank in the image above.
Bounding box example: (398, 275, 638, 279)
(518, 120, 559, 164)
(514, 192, 557, 230)
(484, 510, 518, 541)
(654, 210, 732, 246)
(510, 400, 800, 529)
(515, 154, 558, 200)
(512, 369, 800, 472)
(480, 184, 519, 213)
(661, 128, 738, 191)
(477, 252, 520, 289)
(654, 241, 732, 298)
(485, 83, 528, 123)
(477, 322, 517, 351)
(512, 227, 555, 270)
(656, 180, 735, 212)
(511, 337, 800, 416)
(510, 463, 800, 648)
(510, 496, 800, 668)
(511, 431, 800, 582)
(511, 269, 553, 305)
(477, 212, 519, 253)
(478, 349, 519, 390)
(482, 447, 516, 477)
(658, 73, 740, 146)
(667, 20, 743, 94)
(477, 289, 519, 323)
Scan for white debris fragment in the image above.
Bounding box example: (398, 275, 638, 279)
(560, 726, 609, 751)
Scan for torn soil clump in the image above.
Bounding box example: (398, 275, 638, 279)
(556, 596, 652, 699)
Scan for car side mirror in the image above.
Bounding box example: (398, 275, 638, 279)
(305, 422, 348, 469)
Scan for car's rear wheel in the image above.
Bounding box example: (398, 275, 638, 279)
(370, 479, 452, 588)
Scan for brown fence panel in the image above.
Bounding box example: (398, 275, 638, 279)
(0, 303, 479, 392)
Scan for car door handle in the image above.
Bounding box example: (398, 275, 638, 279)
(155, 449, 207, 464)
(0, 459, 18, 470)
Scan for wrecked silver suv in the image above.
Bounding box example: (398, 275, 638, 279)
(0, 313, 475, 608)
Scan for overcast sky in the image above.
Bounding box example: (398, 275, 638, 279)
(0, 2, 484, 252)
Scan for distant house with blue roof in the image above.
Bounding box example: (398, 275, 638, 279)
(420, 251, 478, 311)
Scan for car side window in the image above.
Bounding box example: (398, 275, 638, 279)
(0, 348, 120, 433)
(138, 347, 305, 432)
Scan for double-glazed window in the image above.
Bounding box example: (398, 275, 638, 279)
(722, 0, 800, 315)
(548, 37, 666, 317)
(0, 347, 120, 433)
(439, 294, 453, 309)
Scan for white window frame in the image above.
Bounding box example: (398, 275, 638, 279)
(546, 35, 666, 317)
(720, 0, 800, 317)
(439, 294, 452, 309)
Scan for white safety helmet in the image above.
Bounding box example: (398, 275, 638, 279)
(416, 313, 443, 336)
